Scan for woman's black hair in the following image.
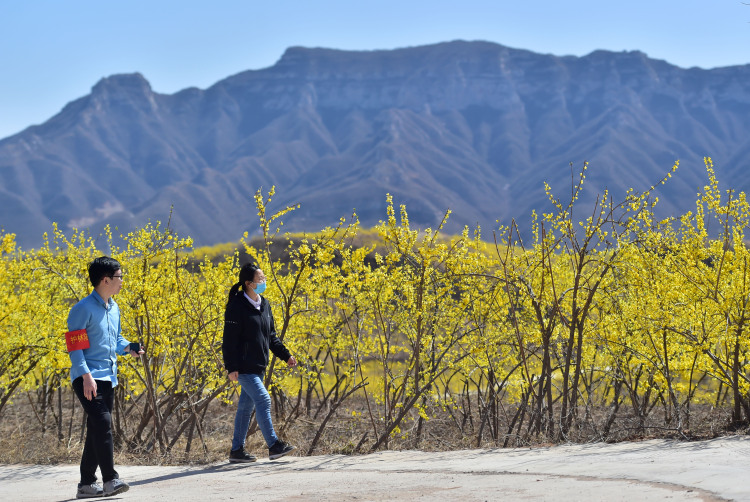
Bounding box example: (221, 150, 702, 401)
(227, 263, 261, 307)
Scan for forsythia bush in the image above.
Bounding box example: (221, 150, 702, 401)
(0, 157, 748, 455)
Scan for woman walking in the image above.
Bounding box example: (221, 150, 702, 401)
(222, 263, 297, 462)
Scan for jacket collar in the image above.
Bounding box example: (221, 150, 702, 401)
(234, 292, 265, 312)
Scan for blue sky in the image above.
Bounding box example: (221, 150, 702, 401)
(1, 0, 748, 140)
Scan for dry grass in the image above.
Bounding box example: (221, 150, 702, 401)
(0, 389, 745, 466)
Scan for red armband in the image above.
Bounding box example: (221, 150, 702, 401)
(65, 329, 90, 352)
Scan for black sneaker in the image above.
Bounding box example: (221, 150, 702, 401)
(229, 448, 257, 463)
(268, 439, 295, 460)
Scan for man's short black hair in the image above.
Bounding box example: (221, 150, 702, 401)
(88, 256, 121, 287)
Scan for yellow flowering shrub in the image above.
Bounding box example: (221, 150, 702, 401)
(2, 158, 750, 454)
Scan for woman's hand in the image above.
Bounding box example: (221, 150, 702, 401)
(228, 371, 239, 381)
(287, 356, 297, 368)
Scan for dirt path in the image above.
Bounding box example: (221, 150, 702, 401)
(1, 436, 748, 501)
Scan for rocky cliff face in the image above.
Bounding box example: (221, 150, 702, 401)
(1, 40, 749, 248)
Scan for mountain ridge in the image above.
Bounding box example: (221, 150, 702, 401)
(1, 40, 749, 248)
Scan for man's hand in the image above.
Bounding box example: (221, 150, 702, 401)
(287, 356, 298, 368)
(129, 342, 144, 358)
(228, 371, 239, 382)
(83, 373, 97, 400)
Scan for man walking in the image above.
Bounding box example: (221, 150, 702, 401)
(67, 256, 143, 498)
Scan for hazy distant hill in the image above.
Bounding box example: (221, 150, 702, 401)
(2, 40, 750, 249)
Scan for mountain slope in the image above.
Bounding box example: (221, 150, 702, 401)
(1, 41, 749, 248)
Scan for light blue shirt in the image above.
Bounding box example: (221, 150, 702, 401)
(67, 290, 130, 386)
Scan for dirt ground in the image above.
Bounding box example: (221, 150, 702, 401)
(1, 436, 748, 501)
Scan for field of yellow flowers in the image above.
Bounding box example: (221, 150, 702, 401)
(0, 159, 748, 463)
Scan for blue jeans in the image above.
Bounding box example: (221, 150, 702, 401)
(232, 372, 278, 451)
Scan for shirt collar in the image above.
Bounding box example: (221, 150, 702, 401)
(92, 289, 113, 309)
(243, 291, 261, 310)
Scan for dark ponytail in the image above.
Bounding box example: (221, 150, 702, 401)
(226, 263, 261, 307)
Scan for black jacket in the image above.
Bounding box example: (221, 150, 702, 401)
(222, 293, 291, 375)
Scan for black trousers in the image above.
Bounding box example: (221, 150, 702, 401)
(72, 377, 119, 484)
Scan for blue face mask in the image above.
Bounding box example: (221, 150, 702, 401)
(254, 282, 266, 295)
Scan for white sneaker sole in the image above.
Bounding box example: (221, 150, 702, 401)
(104, 484, 129, 496)
(269, 446, 296, 460)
